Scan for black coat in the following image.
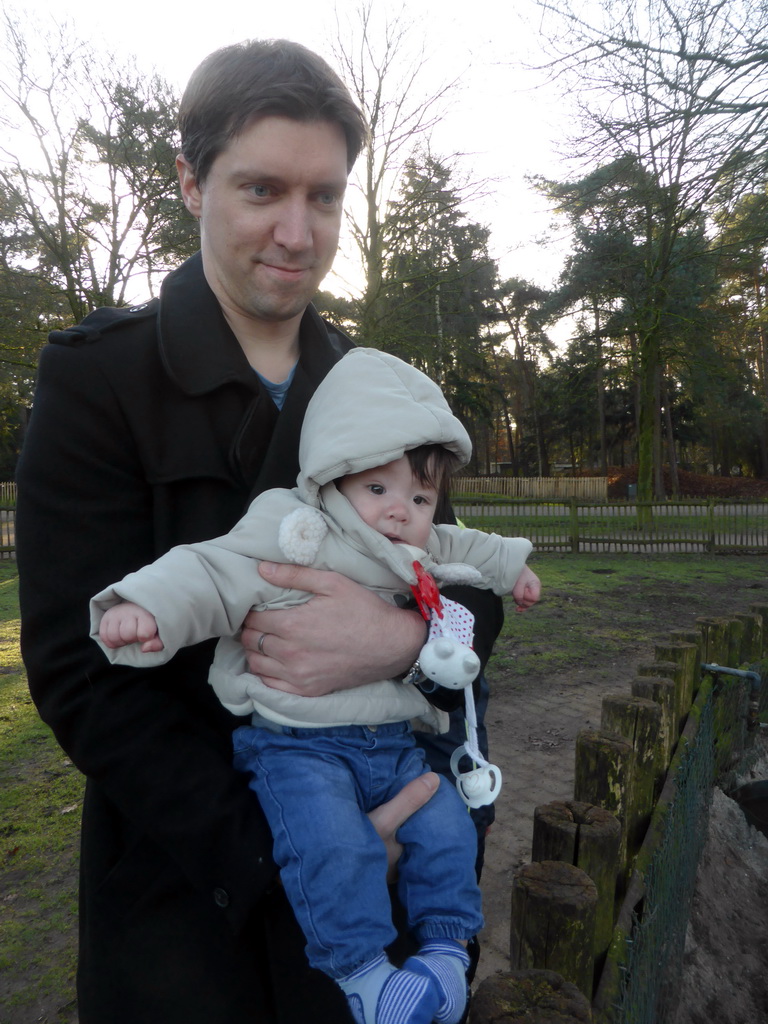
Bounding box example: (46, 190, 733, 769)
(16, 252, 502, 1023)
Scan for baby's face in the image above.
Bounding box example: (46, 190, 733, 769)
(337, 455, 437, 550)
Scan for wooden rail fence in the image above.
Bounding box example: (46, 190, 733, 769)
(471, 609, 768, 1023)
(456, 476, 608, 500)
(4, 485, 768, 556)
(455, 498, 768, 554)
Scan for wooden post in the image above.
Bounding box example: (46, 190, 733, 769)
(653, 642, 699, 732)
(531, 801, 621, 973)
(700, 618, 751, 775)
(600, 696, 662, 862)
(510, 861, 597, 1000)
(750, 604, 768, 657)
(706, 497, 715, 551)
(726, 616, 746, 669)
(696, 617, 731, 665)
(631, 676, 675, 782)
(472, 969, 593, 1023)
(569, 498, 579, 553)
(735, 613, 763, 664)
(636, 659, 677, 682)
(669, 630, 703, 696)
(573, 730, 634, 888)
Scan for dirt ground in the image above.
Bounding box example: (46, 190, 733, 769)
(476, 565, 768, 1021)
(4, 559, 768, 1023)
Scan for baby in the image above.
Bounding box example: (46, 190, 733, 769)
(91, 348, 535, 1024)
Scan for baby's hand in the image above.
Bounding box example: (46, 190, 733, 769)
(99, 602, 164, 653)
(512, 565, 541, 612)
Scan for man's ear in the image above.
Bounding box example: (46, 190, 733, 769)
(176, 154, 202, 218)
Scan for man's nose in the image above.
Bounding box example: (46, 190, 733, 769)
(273, 198, 312, 251)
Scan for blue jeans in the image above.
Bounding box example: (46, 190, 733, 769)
(233, 720, 483, 979)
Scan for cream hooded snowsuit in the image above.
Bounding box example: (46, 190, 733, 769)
(90, 348, 532, 731)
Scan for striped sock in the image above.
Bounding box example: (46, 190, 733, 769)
(404, 939, 471, 1024)
(338, 953, 439, 1024)
(377, 968, 439, 1024)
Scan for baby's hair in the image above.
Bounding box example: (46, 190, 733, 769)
(406, 444, 462, 523)
(405, 444, 461, 496)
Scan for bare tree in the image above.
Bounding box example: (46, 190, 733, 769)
(0, 11, 194, 323)
(328, 1, 464, 338)
(532, 0, 768, 504)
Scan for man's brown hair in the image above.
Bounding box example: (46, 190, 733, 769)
(179, 39, 367, 186)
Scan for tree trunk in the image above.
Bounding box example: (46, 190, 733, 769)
(753, 268, 768, 478)
(653, 363, 664, 499)
(593, 298, 607, 475)
(637, 329, 658, 523)
(662, 374, 680, 497)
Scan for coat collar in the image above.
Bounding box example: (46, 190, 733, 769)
(157, 252, 344, 397)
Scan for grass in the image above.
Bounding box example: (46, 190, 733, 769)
(0, 564, 82, 1021)
(490, 551, 767, 682)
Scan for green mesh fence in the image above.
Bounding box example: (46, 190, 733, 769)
(609, 667, 765, 1024)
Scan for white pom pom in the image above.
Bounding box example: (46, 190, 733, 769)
(278, 508, 328, 565)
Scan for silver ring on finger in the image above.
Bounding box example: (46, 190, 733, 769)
(257, 632, 268, 655)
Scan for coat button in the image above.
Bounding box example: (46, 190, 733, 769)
(213, 887, 230, 908)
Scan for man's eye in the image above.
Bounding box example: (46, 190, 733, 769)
(316, 192, 340, 207)
(249, 185, 271, 198)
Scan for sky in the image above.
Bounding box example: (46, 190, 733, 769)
(15, 0, 577, 301)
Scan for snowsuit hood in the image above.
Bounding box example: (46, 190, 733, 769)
(296, 348, 472, 506)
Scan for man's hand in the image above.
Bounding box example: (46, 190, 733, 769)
(241, 563, 426, 696)
(367, 772, 439, 882)
(99, 602, 164, 653)
(512, 565, 541, 611)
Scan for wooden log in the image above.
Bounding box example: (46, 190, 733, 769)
(532, 802, 578, 863)
(653, 642, 699, 732)
(669, 630, 703, 696)
(635, 660, 684, 742)
(696, 618, 747, 773)
(636, 659, 677, 681)
(726, 616, 746, 669)
(471, 969, 593, 1023)
(510, 861, 597, 1000)
(695, 616, 731, 665)
(735, 613, 763, 664)
(531, 801, 621, 971)
(573, 730, 634, 890)
(600, 695, 662, 861)
(630, 676, 675, 781)
(669, 628, 701, 650)
(750, 603, 768, 657)
(704, 621, 752, 774)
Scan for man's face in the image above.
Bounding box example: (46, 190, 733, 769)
(177, 116, 348, 330)
(337, 456, 438, 551)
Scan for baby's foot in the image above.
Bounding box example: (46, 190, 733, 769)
(339, 952, 440, 1024)
(404, 939, 470, 1024)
